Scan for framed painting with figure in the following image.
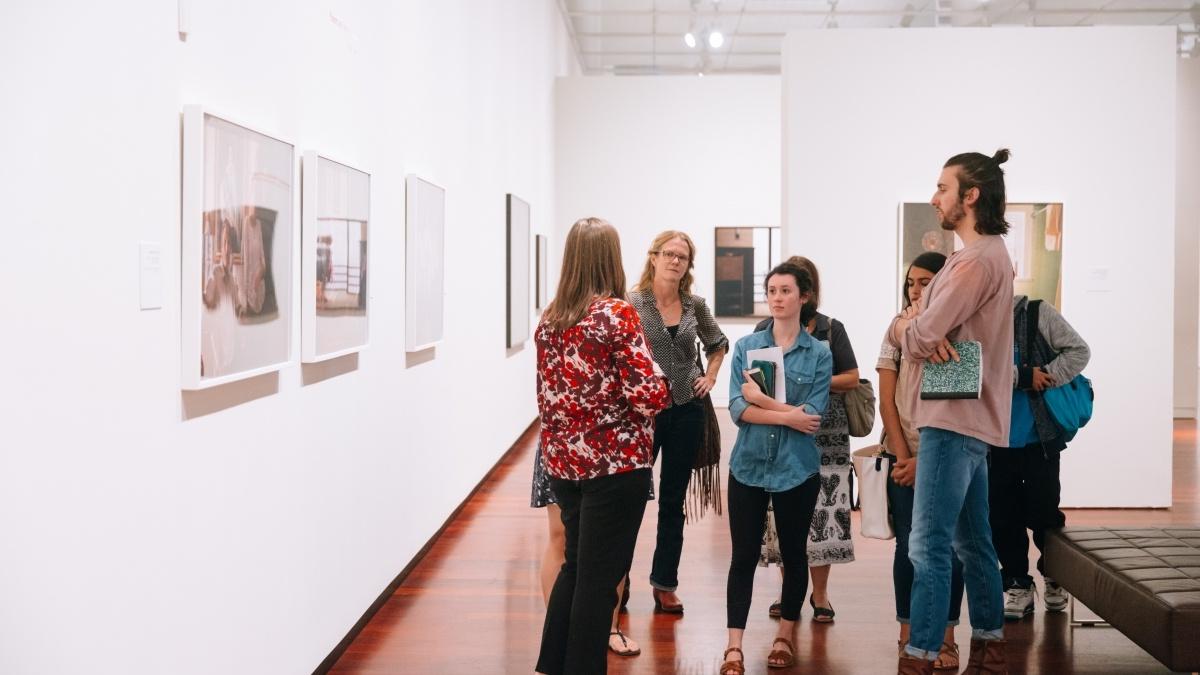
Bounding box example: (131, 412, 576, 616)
(507, 194, 531, 348)
(301, 152, 369, 362)
(898, 202, 1063, 309)
(405, 175, 445, 352)
(181, 106, 294, 390)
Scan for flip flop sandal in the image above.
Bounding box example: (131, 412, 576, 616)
(767, 637, 796, 669)
(607, 630, 640, 657)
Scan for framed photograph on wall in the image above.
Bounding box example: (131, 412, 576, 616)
(301, 152, 369, 362)
(405, 175, 445, 352)
(535, 234, 549, 311)
(507, 194, 531, 347)
(181, 106, 295, 390)
(713, 226, 781, 317)
(898, 202, 1063, 308)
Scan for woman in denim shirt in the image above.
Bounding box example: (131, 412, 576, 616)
(719, 262, 832, 675)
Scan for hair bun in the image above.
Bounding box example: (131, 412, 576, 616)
(992, 148, 1011, 165)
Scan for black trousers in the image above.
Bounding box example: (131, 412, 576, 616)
(536, 468, 650, 675)
(987, 443, 1066, 589)
(650, 400, 705, 591)
(726, 472, 821, 628)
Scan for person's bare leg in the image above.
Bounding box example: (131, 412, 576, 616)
(721, 628, 745, 674)
(933, 625, 960, 669)
(540, 504, 565, 605)
(809, 564, 832, 607)
(769, 619, 798, 667)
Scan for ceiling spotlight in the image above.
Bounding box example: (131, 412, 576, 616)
(684, 31, 697, 48)
(708, 30, 724, 49)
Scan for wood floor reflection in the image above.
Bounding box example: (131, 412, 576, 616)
(328, 419, 1197, 674)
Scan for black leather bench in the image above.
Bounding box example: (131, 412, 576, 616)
(1045, 527, 1200, 673)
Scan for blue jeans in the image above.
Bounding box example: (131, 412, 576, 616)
(886, 454, 964, 625)
(905, 428, 1004, 661)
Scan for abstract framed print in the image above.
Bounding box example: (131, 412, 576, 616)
(181, 106, 295, 390)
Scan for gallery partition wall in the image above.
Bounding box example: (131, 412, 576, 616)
(782, 26, 1176, 508)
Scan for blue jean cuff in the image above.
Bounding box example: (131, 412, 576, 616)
(903, 644, 938, 661)
(896, 618, 958, 627)
(972, 628, 1004, 641)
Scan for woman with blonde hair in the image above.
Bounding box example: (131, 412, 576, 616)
(629, 230, 728, 614)
(535, 218, 670, 675)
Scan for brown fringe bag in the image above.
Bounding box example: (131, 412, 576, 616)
(685, 341, 723, 522)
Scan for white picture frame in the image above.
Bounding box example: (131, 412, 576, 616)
(405, 175, 445, 352)
(897, 201, 1064, 309)
(301, 151, 370, 363)
(507, 194, 531, 348)
(181, 105, 295, 390)
(535, 234, 549, 311)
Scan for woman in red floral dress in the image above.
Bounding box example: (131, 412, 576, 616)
(534, 218, 670, 675)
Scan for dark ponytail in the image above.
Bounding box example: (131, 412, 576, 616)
(944, 148, 1011, 236)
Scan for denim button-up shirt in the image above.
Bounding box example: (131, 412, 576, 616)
(728, 327, 833, 492)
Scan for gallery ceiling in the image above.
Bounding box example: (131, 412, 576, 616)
(559, 0, 1200, 74)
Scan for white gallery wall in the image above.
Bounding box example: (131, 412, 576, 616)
(555, 76, 781, 406)
(1177, 55, 1200, 418)
(783, 27, 1176, 507)
(0, 2, 570, 674)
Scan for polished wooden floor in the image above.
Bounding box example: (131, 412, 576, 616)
(329, 419, 1198, 674)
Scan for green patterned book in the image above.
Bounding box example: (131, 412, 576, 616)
(920, 340, 982, 400)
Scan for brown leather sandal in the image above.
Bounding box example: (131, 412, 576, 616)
(767, 637, 796, 669)
(719, 646, 745, 675)
(933, 641, 959, 671)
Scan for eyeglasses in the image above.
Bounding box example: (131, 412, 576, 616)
(654, 251, 690, 264)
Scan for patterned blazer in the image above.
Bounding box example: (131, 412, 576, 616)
(630, 289, 729, 406)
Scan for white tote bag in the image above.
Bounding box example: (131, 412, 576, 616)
(852, 445, 894, 540)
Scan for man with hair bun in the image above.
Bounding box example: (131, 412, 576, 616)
(890, 150, 1015, 674)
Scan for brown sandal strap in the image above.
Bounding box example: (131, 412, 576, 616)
(767, 637, 796, 668)
(720, 647, 745, 675)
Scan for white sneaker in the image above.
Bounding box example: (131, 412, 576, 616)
(1003, 586, 1036, 620)
(1043, 577, 1069, 613)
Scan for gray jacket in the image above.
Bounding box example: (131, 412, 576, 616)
(1012, 295, 1091, 448)
(1012, 295, 1091, 388)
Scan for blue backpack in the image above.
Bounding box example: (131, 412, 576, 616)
(1042, 373, 1094, 441)
(1027, 300, 1094, 442)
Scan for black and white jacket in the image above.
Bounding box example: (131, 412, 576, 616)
(630, 289, 729, 406)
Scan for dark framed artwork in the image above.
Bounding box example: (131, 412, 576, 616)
(713, 226, 781, 317)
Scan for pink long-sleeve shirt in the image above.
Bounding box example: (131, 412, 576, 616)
(889, 234, 1014, 447)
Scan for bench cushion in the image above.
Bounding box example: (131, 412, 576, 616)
(1045, 527, 1200, 672)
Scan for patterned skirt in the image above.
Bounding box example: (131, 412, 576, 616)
(759, 393, 855, 566)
